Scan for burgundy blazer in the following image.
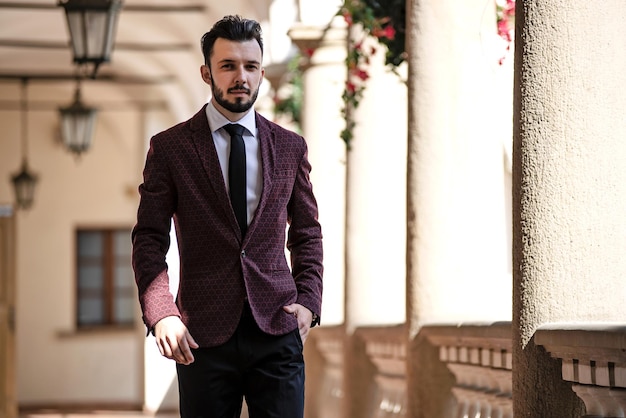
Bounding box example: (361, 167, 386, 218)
(131, 105, 323, 347)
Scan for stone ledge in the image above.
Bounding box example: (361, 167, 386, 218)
(535, 323, 626, 388)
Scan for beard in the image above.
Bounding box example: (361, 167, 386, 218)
(210, 77, 260, 114)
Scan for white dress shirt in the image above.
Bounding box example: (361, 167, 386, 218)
(205, 101, 262, 227)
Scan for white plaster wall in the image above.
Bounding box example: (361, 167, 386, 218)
(0, 87, 144, 404)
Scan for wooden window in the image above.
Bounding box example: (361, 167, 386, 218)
(76, 229, 134, 328)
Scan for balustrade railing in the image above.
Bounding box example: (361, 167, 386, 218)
(356, 325, 407, 418)
(535, 324, 626, 418)
(424, 323, 513, 418)
(305, 322, 626, 417)
(306, 325, 345, 418)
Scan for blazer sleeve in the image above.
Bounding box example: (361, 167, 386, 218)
(286, 141, 324, 323)
(131, 134, 181, 331)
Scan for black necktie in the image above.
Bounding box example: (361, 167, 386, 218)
(223, 123, 247, 235)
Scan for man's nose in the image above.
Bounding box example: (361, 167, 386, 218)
(234, 66, 247, 84)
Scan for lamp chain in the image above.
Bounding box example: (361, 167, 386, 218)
(20, 77, 28, 164)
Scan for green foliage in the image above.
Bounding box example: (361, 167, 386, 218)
(273, 54, 303, 131)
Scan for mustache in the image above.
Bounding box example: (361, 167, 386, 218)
(228, 85, 250, 94)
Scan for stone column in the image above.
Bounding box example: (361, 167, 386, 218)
(289, 14, 349, 418)
(512, 0, 626, 416)
(336, 20, 410, 417)
(406, 0, 515, 416)
(289, 14, 347, 327)
(345, 33, 408, 331)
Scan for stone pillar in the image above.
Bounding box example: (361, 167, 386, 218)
(512, 0, 626, 416)
(336, 20, 410, 417)
(406, 0, 515, 416)
(289, 14, 349, 418)
(289, 15, 347, 327)
(345, 33, 408, 331)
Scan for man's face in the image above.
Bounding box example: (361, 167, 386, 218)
(201, 38, 264, 120)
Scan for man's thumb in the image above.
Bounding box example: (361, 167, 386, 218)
(186, 333, 199, 349)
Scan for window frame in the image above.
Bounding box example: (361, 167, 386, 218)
(74, 227, 135, 330)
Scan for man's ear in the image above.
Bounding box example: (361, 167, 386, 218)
(200, 64, 212, 84)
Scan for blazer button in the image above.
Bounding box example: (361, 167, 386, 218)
(241, 250, 246, 258)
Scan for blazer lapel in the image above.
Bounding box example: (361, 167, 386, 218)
(245, 112, 275, 240)
(190, 105, 242, 238)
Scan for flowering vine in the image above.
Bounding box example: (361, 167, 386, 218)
(496, 0, 515, 65)
(338, 0, 405, 148)
(275, 1, 515, 149)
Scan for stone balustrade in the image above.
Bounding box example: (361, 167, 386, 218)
(306, 325, 345, 418)
(306, 322, 626, 417)
(355, 325, 408, 417)
(423, 322, 513, 418)
(535, 324, 626, 418)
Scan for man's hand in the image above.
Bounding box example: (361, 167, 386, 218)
(153, 316, 199, 365)
(283, 303, 313, 344)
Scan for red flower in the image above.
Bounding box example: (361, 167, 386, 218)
(353, 68, 369, 81)
(346, 81, 357, 94)
(505, 0, 515, 14)
(497, 19, 512, 42)
(372, 25, 396, 40)
(342, 10, 353, 26)
(384, 25, 396, 39)
(304, 47, 316, 58)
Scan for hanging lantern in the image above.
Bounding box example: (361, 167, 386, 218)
(59, 86, 98, 156)
(11, 78, 38, 210)
(59, 0, 123, 77)
(11, 161, 38, 211)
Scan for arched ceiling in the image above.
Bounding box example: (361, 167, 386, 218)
(0, 0, 281, 119)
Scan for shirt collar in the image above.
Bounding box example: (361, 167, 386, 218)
(206, 101, 256, 136)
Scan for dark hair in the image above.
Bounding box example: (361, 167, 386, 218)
(200, 15, 264, 65)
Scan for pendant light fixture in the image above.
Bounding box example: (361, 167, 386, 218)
(59, 0, 123, 78)
(59, 79, 98, 157)
(10, 78, 38, 211)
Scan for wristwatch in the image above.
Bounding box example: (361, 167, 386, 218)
(311, 312, 319, 328)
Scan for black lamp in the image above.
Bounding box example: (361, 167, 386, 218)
(10, 79, 38, 210)
(59, 84, 98, 157)
(59, 0, 123, 78)
(11, 162, 38, 211)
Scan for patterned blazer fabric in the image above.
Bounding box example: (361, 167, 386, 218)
(131, 105, 323, 347)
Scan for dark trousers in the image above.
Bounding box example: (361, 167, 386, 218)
(176, 304, 305, 418)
